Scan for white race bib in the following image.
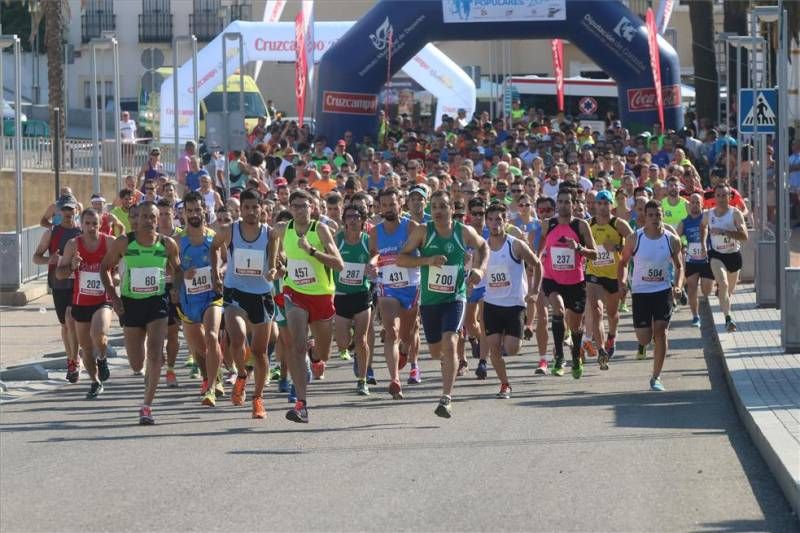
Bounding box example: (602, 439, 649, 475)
(593, 245, 615, 267)
(487, 264, 510, 290)
(130, 267, 161, 295)
(341, 262, 365, 286)
(382, 264, 409, 288)
(79, 271, 104, 297)
(640, 262, 666, 283)
(186, 266, 212, 295)
(687, 242, 706, 261)
(711, 233, 735, 253)
(234, 248, 265, 277)
(550, 246, 576, 271)
(428, 265, 457, 294)
(287, 258, 317, 286)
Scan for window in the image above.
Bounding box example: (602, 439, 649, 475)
(190, 0, 223, 42)
(203, 92, 267, 118)
(139, 0, 173, 43)
(81, 0, 115, 43)
(230, 0, 252, 22)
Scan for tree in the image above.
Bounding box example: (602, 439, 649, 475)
(689, 0, 718, 128)
(42, 0, 66, 141)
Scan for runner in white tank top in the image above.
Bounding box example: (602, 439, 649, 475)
(482, 203, 541, 399)
(619, 200, 683, 393)
(700, 183, 748, 332)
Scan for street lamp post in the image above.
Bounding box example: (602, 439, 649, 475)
(221, 32, 244, 200)
(89, 36, 121, 194)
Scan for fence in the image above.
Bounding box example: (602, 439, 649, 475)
(0, 226, 49, 290)
(0, 137, 176, 177)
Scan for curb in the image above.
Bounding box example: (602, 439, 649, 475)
(0, 347, 117, 382)
(0, 280, 49, 307)
(700, 299, 800, 518)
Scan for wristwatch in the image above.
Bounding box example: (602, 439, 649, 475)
(309, 248, 317, 257)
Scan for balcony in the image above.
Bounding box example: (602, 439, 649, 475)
(81, 11, 116, 44)
(230, 2, 252, 22)
(139, 12, 173, 43)
(190, 11, 224, 42)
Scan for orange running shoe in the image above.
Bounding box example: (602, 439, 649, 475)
(252, 397, 266, 419)
(231, 376, 247, 406)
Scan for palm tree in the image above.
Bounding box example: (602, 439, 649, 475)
(41, 0, 67, 141)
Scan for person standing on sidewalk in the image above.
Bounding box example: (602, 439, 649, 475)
(101, 201, 181, 424)
(701, 183, 748, 332)
(618, 200, 684, 392)
(33, 195, 82, 383)
(56, 208, 114, 398)
(397, 190, 488, 418)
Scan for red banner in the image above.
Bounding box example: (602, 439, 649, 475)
(551, 39, 564, 113)
(646, 8, 664, 130)
(294, 10, 307, 127)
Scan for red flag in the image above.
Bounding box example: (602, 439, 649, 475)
(551, 39, 564, 113)
(295, 10, 307, 127)
(646, 8, 664, 130)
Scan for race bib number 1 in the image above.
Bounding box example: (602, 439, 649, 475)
(79, 271, 104, 297)
(234, 248, 265, 277)
(551, 246, 576, 271)
(130, 267, 161, 294)
(428, 265, 457, 294)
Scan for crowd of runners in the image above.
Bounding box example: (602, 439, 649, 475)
(34, 109, 751, 425)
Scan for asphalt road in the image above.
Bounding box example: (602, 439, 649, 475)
(0, 303, 796, 532)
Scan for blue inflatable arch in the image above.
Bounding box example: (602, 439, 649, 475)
(315, 0, 683, 141)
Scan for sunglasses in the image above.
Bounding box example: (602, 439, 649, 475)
(453, 213, 466, 219)
(519, 203, 531, 207)
(510, 189, 523, 194)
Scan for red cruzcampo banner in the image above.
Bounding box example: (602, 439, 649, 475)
(646, 8, 664, 130)
(294, 9, 308, 126)
(323, 91, 378, 115)
(551, 39, 564, 113)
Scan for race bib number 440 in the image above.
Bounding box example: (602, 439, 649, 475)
(186, 266, 212, 294)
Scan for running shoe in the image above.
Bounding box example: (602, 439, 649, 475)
(523, 326, 534, 341)
(86, 381, 103, 399)
(183, 355, 194, 367)
(311, 359, 326, 380)
(165, 369, 178, 388)
(339, 349, 352, 361)
(535, 358, 549, 375)
(214, 379, 225, 398)
(457, 359, 469, 377)
(278, 378, 290, 393)
(475, 359, 488, 380)
(468, 336, 481, 359)
(269, 366, 281, 382)
(496, 384, 512, 399)
(286, 400, 308, 423)
(650, 376, 665, 392)
(407, 367, 422, 384)
(305, 356, 313, 383)
(224, 370, 237, 385)
(366, 367, 377, 385)
(139, 406, 155, 425)
(571, 358, 584, 379)
(357, 380, 370, 396)
(398, 347, 408, 370)
(691, 315, 701, 328)
(604, 336, 616, 358)
(201, 389, 216, 407)
(189, 364, 201, 379)
(563, 330, 573, 347)
(288, 384, 297, 403)
(66, 358, 80, 383)
(679, 289, 688, 306)
(252, 397, 267, 419)
(636, 344, 647, 360)
(598, 349, 610, 371)
(552, 357, 565, 377)
(200, 379, 208, 395)
(725, 316, 737, 332)
(434, 396, 452, 418)
(581, 339, 597, 359)
(231, 376, 247, 406)
(619, 301, 630, 313)
(97, 357, 110, 382)
(389, 380, 404, 400)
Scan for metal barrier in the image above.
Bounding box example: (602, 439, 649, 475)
(0, 136, 176, 177)
(0, 226, 49, 290)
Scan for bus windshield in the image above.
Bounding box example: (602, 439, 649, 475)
(203, 92, 267, 118)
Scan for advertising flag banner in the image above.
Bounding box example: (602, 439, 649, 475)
(646, 8, 664, 130)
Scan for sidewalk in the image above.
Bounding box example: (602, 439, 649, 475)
(702, 284, 800, 517)
(0, 294, 75, 369)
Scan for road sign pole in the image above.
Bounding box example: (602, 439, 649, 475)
(736, 45, 742, 189)
(778, 4, 789, 346)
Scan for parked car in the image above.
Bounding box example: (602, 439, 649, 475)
(2, 100, 28, 136)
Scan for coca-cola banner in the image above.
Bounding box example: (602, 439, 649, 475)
(627, 85, 680, 112)
(551, 39, 564, 112)
(645, 8, 664, 130)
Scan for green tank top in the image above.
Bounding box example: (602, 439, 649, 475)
(420, 221, 467, 305)
(283, 220, 335, 295)
(335, 232, 371, 294)
(110, 206, 131, 235)
(121, 234, 167, 299)
(661, 197, 688, 227)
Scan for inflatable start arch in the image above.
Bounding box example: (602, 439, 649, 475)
(315, 0, 683, 140)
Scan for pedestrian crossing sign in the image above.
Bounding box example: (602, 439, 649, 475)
(739, 89, 777, 134)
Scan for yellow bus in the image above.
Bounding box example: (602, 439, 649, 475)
(138, 68, 269, 139)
